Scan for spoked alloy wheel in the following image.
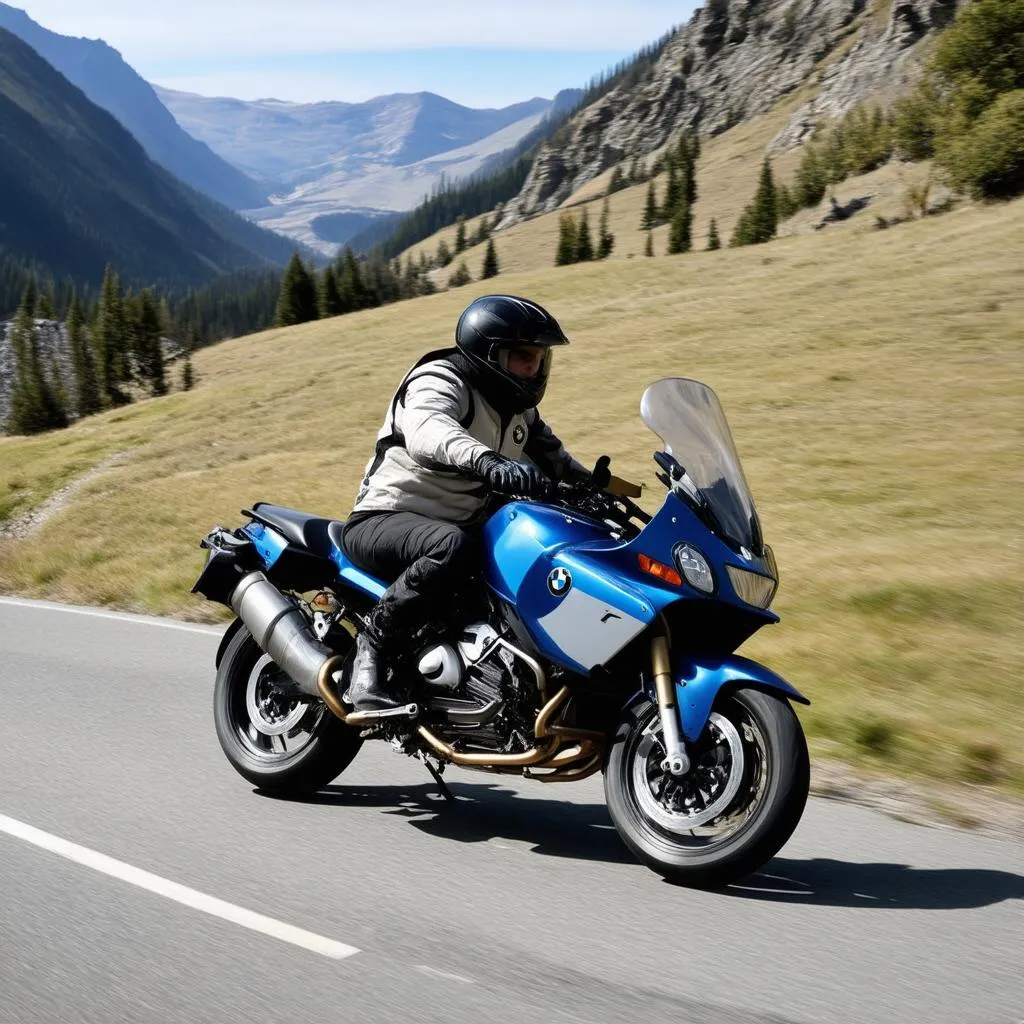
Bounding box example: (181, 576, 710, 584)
(213, 625, 362, 795)
(605, 687, 809, 887)
(237, 653, 325, 761)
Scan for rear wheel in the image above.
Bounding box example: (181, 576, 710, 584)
(604, 687, 809, 887)
(213, 625, 361, 795)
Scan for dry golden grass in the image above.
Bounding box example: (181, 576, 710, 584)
(2, 195, 1022, 792)
(409, 100, 810, 282)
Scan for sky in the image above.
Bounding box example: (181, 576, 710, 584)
(13, 0, 696, 108)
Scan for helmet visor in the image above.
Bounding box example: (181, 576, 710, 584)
(496, 344, 553, 387)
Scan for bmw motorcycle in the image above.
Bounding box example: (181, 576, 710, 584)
(193, 377, 810, 886)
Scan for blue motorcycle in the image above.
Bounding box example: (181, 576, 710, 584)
(193, 377, 810, 886)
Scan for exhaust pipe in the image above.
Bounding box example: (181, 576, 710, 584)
(230, 571, 346, 700)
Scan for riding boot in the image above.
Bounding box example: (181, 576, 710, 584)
(343, 606, 402, 712)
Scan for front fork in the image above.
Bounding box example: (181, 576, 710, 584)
(651, 635, 691, 776)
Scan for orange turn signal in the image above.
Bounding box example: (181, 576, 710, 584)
(637, 553, 683, 587)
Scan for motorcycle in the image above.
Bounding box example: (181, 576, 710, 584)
(193, 377, 810, 886)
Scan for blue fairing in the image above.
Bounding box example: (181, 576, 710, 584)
(482, 491, 777, 675)
(671, 654, 809, 743)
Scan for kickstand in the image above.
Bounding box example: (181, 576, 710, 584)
(422, 756, 455, 802)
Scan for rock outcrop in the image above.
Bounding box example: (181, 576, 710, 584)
(499, 0, 961, 227)
(0, 319, 72, 429)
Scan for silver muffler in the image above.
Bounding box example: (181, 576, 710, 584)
(229, 571, 344, 699)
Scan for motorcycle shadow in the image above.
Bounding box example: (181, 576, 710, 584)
(722, 857, 1024, 910)
(280, 780, 639, 866)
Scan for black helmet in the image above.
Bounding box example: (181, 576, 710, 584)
(455, 294, 569, 411)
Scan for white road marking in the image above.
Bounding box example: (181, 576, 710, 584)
(415, 965, 475, 984)
(0, 597, 221, 636)
(0, 814, 360, 960)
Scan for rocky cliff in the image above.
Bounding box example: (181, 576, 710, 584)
(500, 0, 960, 226)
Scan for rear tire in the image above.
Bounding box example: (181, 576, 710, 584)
(213, 625, 362, 796)
(604, 687, 809, 887)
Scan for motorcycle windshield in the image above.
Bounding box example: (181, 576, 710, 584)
(640, 377, 762, 552)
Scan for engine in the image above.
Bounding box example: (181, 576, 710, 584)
(414, 622, 540, 752)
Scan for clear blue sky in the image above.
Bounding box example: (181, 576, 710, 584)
(15, 1, 697, 107)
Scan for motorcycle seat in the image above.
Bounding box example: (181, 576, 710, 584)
(249, 502, 340, 560)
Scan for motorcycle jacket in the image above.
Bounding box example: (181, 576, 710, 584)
(351, 348, 587, 523)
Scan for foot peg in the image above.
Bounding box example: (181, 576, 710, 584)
(344, 702, 420, 726)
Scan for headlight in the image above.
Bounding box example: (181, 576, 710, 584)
(673, 544, 715, 595)
(726, 565, 778, 609)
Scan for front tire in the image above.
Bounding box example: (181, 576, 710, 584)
(213, 625, 362, 796)
(604, 687, 809, 887)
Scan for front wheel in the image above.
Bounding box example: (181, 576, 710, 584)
(604, 687, 809, 887)
(213, 625, 362, 796)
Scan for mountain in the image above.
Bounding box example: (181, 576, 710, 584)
(0, 2, 266, 210)
(157, 87, 561, 252)
(242, 106, 555, 253)
(500, 0, 961, 226)
(156, 88, 553, 186)
(0, 28, 294, 289)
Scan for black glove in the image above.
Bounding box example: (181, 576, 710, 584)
(476, 453, 550, 498)
(590, 455, 612, 491)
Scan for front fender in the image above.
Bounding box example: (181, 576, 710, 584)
(626, 654, 809, 743)
(673, 655, 809, 742)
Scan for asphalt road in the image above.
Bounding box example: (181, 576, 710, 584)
(1, 597, 1021, 1024)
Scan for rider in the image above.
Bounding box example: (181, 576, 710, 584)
(341, 294, 596, 713)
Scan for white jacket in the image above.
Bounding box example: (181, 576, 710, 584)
(352, 356, 585, 522)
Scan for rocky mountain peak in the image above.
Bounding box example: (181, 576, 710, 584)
(500, 0, 961, 228)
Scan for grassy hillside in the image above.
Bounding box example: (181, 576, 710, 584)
(1, 197, 1021, 794)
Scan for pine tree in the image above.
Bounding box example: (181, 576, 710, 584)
(135, 289, 166, 396)
(667, 199, 692, 255)
(642, 181, 659, 230)
(275, 253, 319, 326)
(628, 156, 643, 183)
(644, 230, 654, 257)
(472, 216, 491, 246)
(607, 165, 626, 195)
(95, 265, 128, 406)
(481, 237, 500, 279)
(436, 238, 453, 268)
(706, 218, 721, 251)
(6, 281, 66, 434)
(181, 325, 197, 391)
(661, 159, 682, 221)
(35, 289, 57, 319)
(67, 290, 101, 417)
(336, 247, 368, 313)
(751, 157, 778, 244)
(598, 198, 615, 259)
(454, 216, 467, 254)
(448, 261, 472, 288)
(555, 213, 578, 266)
(575, 208, 595, 262)
(794, 144, 827, 208)
(680, 135, 698, 206)
(318, 265, 342, 318)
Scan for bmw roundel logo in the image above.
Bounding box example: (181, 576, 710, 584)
(513, 423, 526, 445)
(547, 567, 572, 597)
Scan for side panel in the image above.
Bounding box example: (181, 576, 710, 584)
(329, 546, 387, 600)
(672, 654, 809, 742)
(484, 502, 681, 674)
(242, 522, 289, 568)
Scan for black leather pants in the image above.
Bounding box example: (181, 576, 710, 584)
(341, 511, 480, 642)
